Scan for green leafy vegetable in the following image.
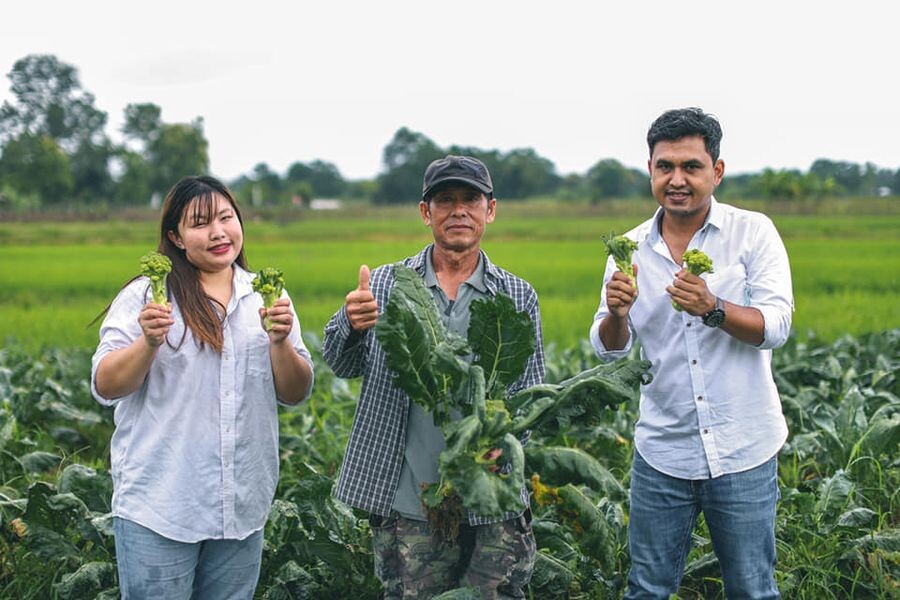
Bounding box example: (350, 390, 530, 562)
(672, 248, 714, 311)
(375, 265, 470, 426)
(376, 264, 650, 526)
(252, 267, 285, 330)
(601, 233, 639, 289)
(555, 484, 614, 572)
(139, 251, 171, 305)
(468, 293, 536, 396)
(525, 447, 626, 501)
(507, 359, 650, 434)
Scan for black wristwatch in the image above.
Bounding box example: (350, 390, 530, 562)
(702, 296, 726, 328)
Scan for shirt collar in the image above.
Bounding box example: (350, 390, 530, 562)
(411, 244, 498, 295)
(706, 196, 724, 231)
(651, 195, 723, 242)
(233, 264, 256, 300)
(423, 246, 488, 293)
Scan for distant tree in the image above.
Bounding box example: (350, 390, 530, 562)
(286, 161, 313, 182)
(0, 54, 107, 149)
(809, 159, 862, 195)
(875, 165, 895, 192)
(0, 133, 73, 203)
(443, 145, 560, 200)
(122, 103, 162, 143)
(375, 127, 442, 204)
(308, 160, 345, 197)
(70, 137, 114, 201)
(113, 103, 162, 205)
(149, 119, 208, 192)
(344, 178, 378, 202)
(249, 162, 284, 205)
(0, 54, 112, 203)
(556, 173, 588, 201)
(861, 161, 895, 196)
(288, 180, 315, 205)
(587, 158, 636, 202)
(287, 159, 345, 197)
(116, 103, 209, 202)
(753, 168, 828, 200)
(113, 150, 153, 205)
(492, 148, 559, 199)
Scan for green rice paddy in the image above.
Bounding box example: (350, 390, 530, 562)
(1, 207, 897, 351)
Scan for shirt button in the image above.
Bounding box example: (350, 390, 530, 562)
(691, 359, 697, 365)
(697, 396, 703, 401)
(687, 323, 692, 328)
(703, 428, 709, 434)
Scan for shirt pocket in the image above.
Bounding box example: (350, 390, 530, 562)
(706, 262, 748, 305)
(242, 327, 273, 380)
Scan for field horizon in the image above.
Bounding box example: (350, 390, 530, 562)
(1, 200, 898, 352)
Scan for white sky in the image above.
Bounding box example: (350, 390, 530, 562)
(2, 1, 898, 181)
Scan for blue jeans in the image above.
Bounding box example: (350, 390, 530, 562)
(625, 451, 780, 600)
(113, 517, 264, 600)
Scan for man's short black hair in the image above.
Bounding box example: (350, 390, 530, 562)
(647, 107, 723, 162)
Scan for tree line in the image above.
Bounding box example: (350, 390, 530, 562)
(1, 54, 897, 211)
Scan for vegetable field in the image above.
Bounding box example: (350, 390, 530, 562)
(1, 333, 897, 598)
(0, 206, 898, 598)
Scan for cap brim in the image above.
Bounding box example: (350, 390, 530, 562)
(423, 177, 492, 199)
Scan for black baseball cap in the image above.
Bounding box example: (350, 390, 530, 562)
(422, 155, 493, 200)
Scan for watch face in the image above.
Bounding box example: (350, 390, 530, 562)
(703, 309, 726, 328)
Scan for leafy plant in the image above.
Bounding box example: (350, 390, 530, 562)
(375, 264, 650, 537)
(1, 328, 897, 598)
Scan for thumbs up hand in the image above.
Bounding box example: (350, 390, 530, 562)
(357, 264, 370, 292)
(345, 264, 378, 331)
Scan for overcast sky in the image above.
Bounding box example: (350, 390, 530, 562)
(2, 1, 898, 182)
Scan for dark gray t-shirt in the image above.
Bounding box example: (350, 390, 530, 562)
(391, 248, 487, 520)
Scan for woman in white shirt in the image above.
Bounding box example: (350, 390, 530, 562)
(91, 175, 314, 599)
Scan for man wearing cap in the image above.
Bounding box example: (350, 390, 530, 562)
(323, 155, 544, 598)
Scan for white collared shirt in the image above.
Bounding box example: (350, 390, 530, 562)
(589, 198, 793, 479)
(91, 265, 313, 542)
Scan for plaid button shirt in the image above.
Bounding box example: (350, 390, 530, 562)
(323, 245, 546, 525)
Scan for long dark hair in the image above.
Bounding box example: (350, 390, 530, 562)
(159, 175, 248, 352)
(92, 175, 248, 353)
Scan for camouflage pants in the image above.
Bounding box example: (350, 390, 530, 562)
(370, 510, 536, 599)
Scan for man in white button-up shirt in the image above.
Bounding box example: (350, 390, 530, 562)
(590, 108, 792, 599)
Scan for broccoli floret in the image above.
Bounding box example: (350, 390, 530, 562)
(602, 233, 639, 289)
(252, 267, 285, 330)
(673, 249, 714, 311)
(139, 251, 172, 305)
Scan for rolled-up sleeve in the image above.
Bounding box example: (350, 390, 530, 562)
(748, 217, 794, 350)
(90, 281, 147, 406)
